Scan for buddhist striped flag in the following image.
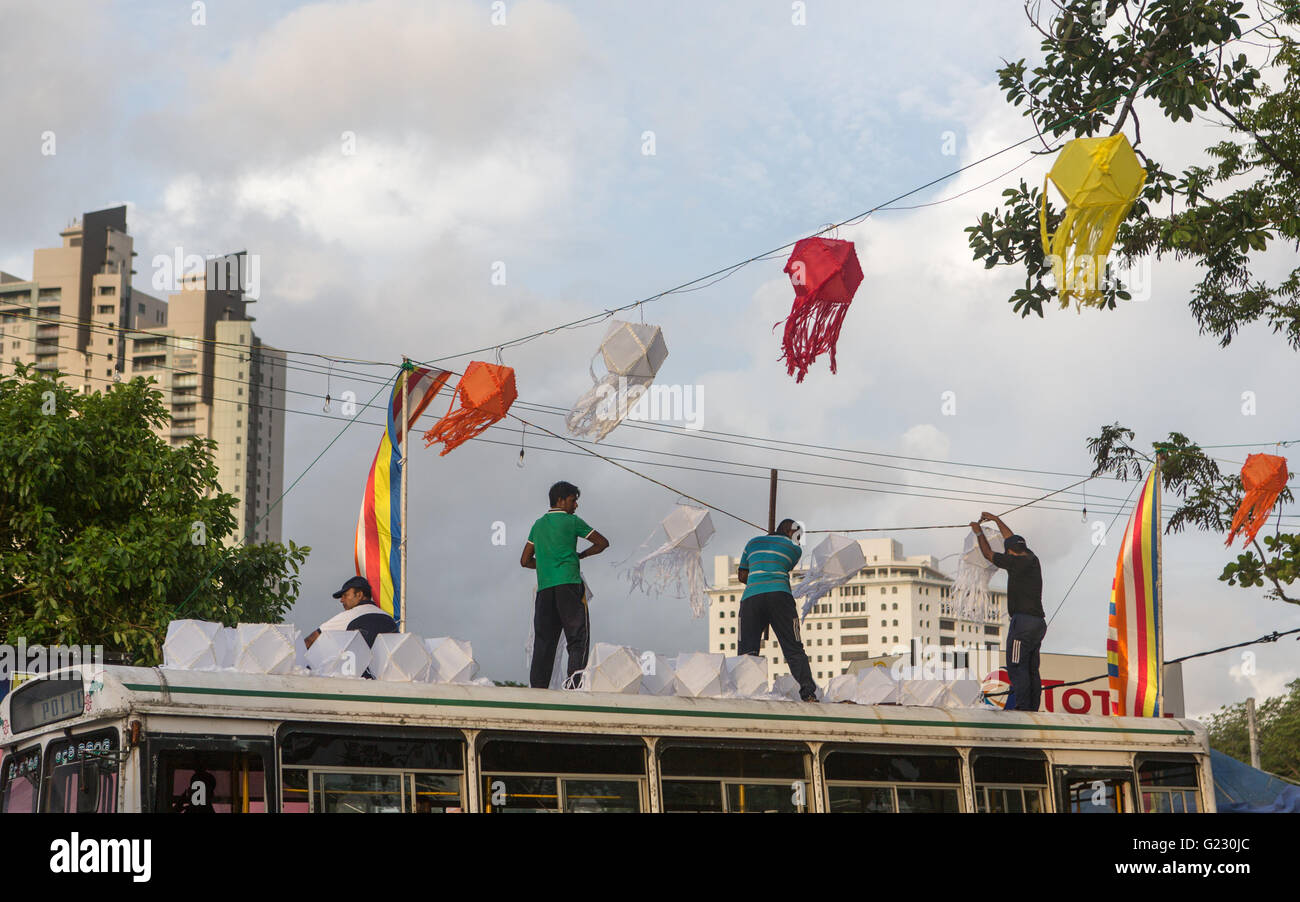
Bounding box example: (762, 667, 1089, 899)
(1107, 466, 1164, 716)
(354, 365, 451, 624)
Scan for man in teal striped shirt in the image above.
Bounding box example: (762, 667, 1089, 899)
(738, 518, 818, 701)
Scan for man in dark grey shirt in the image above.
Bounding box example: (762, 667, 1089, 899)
(972, 513, 1046, 712)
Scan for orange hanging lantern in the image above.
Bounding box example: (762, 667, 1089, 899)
(779, 237, 863, 382)
(1225, 453, 1289, 547)
(423, 361, 517, 456)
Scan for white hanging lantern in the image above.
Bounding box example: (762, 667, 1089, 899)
(793, 534, 866, 620)
(950, 526, 1004, 624)
(624, 505, 715, 618)
(566, 320, 669, 442)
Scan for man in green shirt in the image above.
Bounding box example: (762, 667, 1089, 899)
(521, 480, 609, 689)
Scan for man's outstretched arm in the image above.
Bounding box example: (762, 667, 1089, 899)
(970, 522, 995, 562)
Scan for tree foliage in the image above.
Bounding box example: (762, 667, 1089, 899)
(1206, 678, 1300, 780)
(0, 365, 310, 665)
(967, 0, 1300, 347)
(1087, 424, 1297, 604)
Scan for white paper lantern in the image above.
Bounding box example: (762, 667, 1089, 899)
(370, 633, 433, 682)
(426, 637, 479, 684)
(950, 527, 1004, 623)
(625, 505, 715, 618)
(566, 321, 669, 442)
(581, 643, 643, 694)
(769, 673, 802, 701)
(305, 630, 373, 678)
(942, 679, 984, 708)
(231, 623, 298, 675)
(638, 652, 678, 696)
(672, 652, 733, 698)
(824, 673, 860, 704)
(794, 535, 866, 620)
(725, 655, 769, 698)
(856, 667, 901, 705)
(899, 679, 947, 707)
(163, 620, 229, 671)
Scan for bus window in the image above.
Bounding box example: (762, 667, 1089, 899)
(659, 743, 809, 813)
(1137, 757, 1201, 813)
(157, 749, 267, 813)
(480, 735, 645, 813)
(1055, 766, 1134, 813)
(1, 746, 41, 813)
(278, 725, 465, 813)
(823, 747, 962, 813)
(42, 730, 119, 813)
(972, 752, 1049, 813)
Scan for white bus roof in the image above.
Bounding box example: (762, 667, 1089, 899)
(2, 665, 1207, 754)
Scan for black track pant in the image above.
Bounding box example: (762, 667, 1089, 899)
(739, 591, 818, 700)
(1006, 613, 1047, 711)
(529, 582, 590, 689)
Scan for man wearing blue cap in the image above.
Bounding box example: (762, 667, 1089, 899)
(303, 575, 398, 651)
(971, 513, 1046, 712)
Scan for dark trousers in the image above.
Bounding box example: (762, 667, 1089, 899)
(1006, 614, 1047, 711)
(529, 582, 590, 689)
(739, 591, 818, 700)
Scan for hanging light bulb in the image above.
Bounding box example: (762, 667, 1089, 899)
(516, 424, 527, 468)
(517, 448, 526, 468)
(322, 393, 331, 413)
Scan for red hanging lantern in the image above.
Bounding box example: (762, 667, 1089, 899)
(778, 237, 863, 382)
(423, 361, 517, 456)
(1225, 453, 1289, 547)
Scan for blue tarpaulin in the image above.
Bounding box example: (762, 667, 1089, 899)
(1210, 749, 1300, 813)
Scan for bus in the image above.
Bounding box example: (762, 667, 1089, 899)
(0, 665, 1212, 813)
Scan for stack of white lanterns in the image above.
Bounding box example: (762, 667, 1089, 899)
(162, 620, 485, 685)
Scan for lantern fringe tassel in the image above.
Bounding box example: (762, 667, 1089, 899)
(566, 369, 653, 443)
(949, 564, 995, 625)
(948, 527, 1003, 625)
(1040, 195, 1130, 310)
(424, 402, 502, 456)
(625, 547, 711, 619)
(781, 298, 851, 383)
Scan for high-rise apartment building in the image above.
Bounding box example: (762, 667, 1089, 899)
(707, 538, 1007, 683)
(0, 206, 285, 544)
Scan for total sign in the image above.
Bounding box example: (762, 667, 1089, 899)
(981, 668, 1115, 714)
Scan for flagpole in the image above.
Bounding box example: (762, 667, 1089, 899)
(400, 357, 410, 634)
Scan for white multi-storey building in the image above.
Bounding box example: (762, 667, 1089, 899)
(707, 537, 1006, 682)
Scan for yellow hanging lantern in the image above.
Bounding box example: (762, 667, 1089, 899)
(1039, 134, 1147, 310)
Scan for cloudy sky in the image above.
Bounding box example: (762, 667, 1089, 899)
(3, 0, 1297, 718)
